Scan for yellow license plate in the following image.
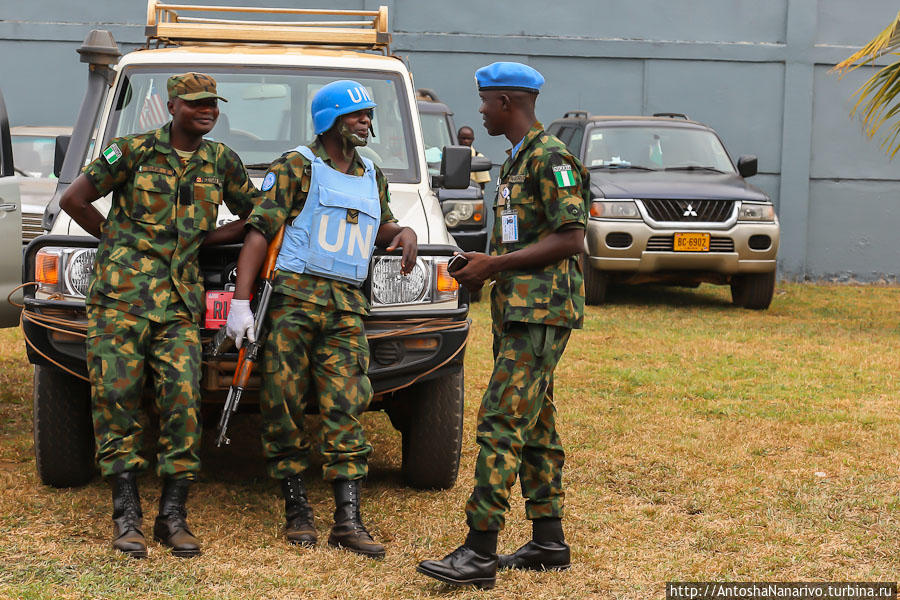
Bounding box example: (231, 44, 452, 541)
(673, 232, 710, 252)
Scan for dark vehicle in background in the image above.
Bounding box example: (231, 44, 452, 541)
(417, 96, 491, 253)
(548, 112, 779, 309)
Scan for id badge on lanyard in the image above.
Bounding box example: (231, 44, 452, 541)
(498, 183, 519, 244)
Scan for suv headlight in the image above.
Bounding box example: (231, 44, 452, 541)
(370, 256, 459, 308)
(738, 203, 776, 221)
(35, 247, 96, 298)
(443, 200, 484, 229)
(590, 200, 641, 219)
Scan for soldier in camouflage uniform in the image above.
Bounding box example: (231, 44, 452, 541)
(60, 73, 258, 558)
(226, 79, 416, 559)
(417, 62, 588, 589)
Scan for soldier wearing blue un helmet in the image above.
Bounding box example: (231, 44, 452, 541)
(227, 79, 417, 558)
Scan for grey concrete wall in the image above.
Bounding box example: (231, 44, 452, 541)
(1, 0, 898, 280)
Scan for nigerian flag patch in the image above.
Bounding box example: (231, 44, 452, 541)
(103, 143, 122, 165)
(552, 164, 575, 187)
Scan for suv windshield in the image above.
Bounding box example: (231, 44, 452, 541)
(420, 111, 453, 176)
(105, 67, 418, 183)
(584, 125, 735, 173)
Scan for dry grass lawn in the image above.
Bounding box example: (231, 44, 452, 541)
(1, 282, 899, 599)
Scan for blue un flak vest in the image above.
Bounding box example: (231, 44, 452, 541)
(274, 145, 381, 286)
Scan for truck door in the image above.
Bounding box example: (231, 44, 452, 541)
(0, 89, 23, 326)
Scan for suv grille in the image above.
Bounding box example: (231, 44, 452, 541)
(646, 236, 734, 252)
(641, 199, 734, 222)
(22, 210, 44, 244)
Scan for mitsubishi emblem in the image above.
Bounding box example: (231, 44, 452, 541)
(683, 203, 698, 217)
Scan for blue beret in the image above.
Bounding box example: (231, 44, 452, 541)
(475, 62, 544, 93)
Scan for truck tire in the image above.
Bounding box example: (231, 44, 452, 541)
(730, 271, 775, 310)
(581, 253, 608, 305)
(33, 365, 96, 488)
(396, 368, 464, 490)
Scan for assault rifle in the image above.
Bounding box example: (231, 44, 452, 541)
(214, 225, 286, 447)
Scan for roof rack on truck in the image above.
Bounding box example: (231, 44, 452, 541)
(145, 1, 391, 50)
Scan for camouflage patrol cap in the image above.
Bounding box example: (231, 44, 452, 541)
(167, 72, 228, 102)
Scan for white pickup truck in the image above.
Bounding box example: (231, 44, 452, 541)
(22, 2, 474, 491)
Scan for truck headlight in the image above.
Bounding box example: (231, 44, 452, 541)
(370, 256, 459, 308)
(443, 200, 484, 229)
(590, 200, 640, 219)
(34, 247, 96, 298)
(738, 203, 776, 221)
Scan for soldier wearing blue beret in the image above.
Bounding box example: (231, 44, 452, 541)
(417, 61, 589, 589)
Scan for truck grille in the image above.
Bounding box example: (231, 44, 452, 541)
(646, 236, 734, 252)
(22, 211, 44, 244)
(641, 199, 734, 222)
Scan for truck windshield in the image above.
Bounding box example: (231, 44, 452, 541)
(105, 67, 418, 183)
(584, 125, 735, 173)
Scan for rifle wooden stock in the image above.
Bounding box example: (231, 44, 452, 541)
(216, 224, 286, 447)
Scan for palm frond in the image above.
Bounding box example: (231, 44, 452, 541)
(833, 11, 900, 73)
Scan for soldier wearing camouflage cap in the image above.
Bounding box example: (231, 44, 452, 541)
(59, 72, 259, 559)
(226, 79, 417, 559)
(417, 62, 589, 589)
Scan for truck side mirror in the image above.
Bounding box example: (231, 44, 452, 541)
(737, 155, 757, 178)
(53, 135, 71, 179)
(432, 145, 471, 190)
(470, 155, 492, 173)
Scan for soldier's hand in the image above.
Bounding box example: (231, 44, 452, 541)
(387, 226, 418, 275)
(450, 252, 493, 291)
(226, 298, 255, 349)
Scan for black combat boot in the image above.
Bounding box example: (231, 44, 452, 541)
(327, 479, 385, 559)
(417, 530, 499, 589)
(110, 472, 147, 558)
(282, 474, 317, 546)
(153, 478, 201, 558)
(498, 517, 570, 571)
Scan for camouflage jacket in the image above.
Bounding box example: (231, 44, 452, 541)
(490, 122, 589, 329)
(246, 139, 396, 315)
(84, 123, 258, 323)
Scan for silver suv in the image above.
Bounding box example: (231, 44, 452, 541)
(547, 112, 780, 309)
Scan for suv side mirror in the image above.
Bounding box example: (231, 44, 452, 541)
(53, 135, 71, 178)
(432, 145, 471, 190)
(470, 155, 492, 173)
(737, 155, 757, 178)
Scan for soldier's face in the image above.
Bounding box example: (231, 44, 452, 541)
(169, 98, 219, 137)
(478, 92, 506, 136)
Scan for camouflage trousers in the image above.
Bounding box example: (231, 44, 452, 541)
(85, 303, 202, 480)
(465, 321, 571, 532)
(260, 293, 373, 482)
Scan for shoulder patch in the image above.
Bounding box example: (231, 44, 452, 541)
(552, 163, 576, 188)
(102, 143, 123, 165)
(261, 172, 276, 192)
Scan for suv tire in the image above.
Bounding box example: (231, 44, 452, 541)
(396, 368, 464, 490)
(33, 365, 96, 488)
(730, 271, 775, 310)
(581, 253, 609, 305)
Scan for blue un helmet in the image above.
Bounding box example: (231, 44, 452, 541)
(311, 80, 377, 135)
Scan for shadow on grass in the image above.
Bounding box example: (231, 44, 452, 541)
(601, 283, 734, 309)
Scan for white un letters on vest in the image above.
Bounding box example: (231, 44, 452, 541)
(317, 214, 374, 259)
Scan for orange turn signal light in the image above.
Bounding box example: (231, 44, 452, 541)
(436, 262, 459, 293)
(35, 250, 60, 286)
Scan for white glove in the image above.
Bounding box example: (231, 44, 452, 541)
(225, 298, 255, 349)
